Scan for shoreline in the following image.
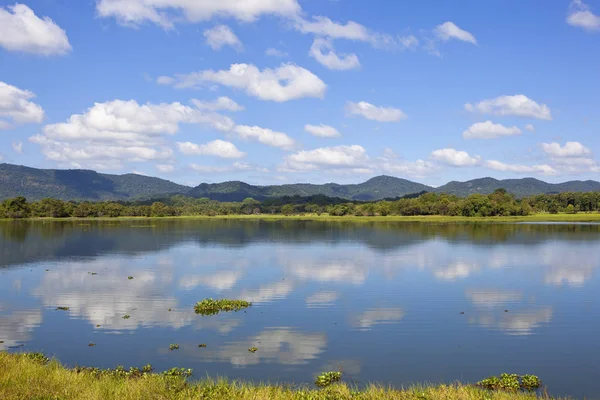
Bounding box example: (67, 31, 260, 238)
(0, 352, 557, 400)
(1, 213, 600, 223)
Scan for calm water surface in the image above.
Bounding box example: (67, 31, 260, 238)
(1, 220, 599, 398)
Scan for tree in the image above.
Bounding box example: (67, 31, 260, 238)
(281, 204, 295, 215)
(2, 197, 31, 219)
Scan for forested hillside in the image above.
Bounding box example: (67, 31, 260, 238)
(2, 163, 600, 202)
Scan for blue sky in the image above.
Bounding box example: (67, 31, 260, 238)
(1, 0, 599, 187)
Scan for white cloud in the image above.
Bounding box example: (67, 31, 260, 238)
(265, 48, 288, 57)
(567, 0, 600, 32)
(96, 0, 301, 29)
(465, 95, 552, 120)
(0, 81, 45, 128)
(282, 145, 369, 172)
(30, 99, 234, 170)
(234, 125, 296, 150)
(466, 289, 523, 308)
(309, 38, 360, 70)
(463, 121, 522, 139)
(525, 124, 535, 133)
(379, 158, 437, 178)
(177, 140, 245, 159)
(345, 101, 407, 122)
(294, 16, 370, 41)
(485, 160, 558, 175)
(0, 4, 71, 55)
(12, 141, 23, 154)
(156, 76, 175, 85)
(434, 21, 477, 44)
(304, 124, 341, 138)
(163, 63, 327, 102)
(191, 96, 244, 112)
(294, 16, 418, 51)
(541, 141, 591, 158)
(190, 162, 268, 174)
(203, 25, 242, 50)
(430, 148, 481, 166)
(156, 164, 174, 173)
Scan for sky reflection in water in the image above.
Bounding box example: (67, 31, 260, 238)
(0, 220, 599, 398)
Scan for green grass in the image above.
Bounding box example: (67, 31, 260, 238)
(3, 213, 600, 224)
(0, 353, 560, 400)
(194, 298, 252, 316)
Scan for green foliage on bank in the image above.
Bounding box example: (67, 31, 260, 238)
(2, 189, 600, 219)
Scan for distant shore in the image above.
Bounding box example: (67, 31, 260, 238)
(2, 213, 600, 223)
(0, 352, 556, 400)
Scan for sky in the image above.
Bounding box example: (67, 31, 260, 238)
(0, 0, 599, 187)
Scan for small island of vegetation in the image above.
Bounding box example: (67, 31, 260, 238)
(194, 298, 252, 316)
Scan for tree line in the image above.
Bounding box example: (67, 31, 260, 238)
(1, 189, 600, 219)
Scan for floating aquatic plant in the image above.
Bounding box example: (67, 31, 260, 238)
(88, 343, 96, 347)
(56, 307, 69, 311)
(128, 276, 134, 280)
(315, 371, 342, 388)
(169, 344, 179, 351)
(198, 344, 207, 348)
(74, 364, 154, 378)
(122, 315, 130, 319)
(477, 373, 541, 391)
(193, 298, 251, 316)
(88, 272, 98, 275)
(248, 347, 258, 353)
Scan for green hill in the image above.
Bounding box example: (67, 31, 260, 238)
(187, 176, 433, 201)
(2, 163, 600, 202)
(435, 177, 600, 198)
(0, 163, 190, 201)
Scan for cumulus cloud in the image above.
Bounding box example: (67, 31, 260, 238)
(0, 4, 71, 55)
(96, 0, 301, 29)
(295, 16, 419, 51)
(265, 48, 288, 57)
(282, 145, 369, 172)
(156, 164, 174, 173)
(345, 101, 406, 122)
(434, 21, 477, 44)
(177, 140, 245, 158)
(465, 95, 552, 120)
(463, 121, 522, 139)
(541, 141, 591, 158)
(12, 141, 23, 154)
(203, 25, 242, 50)
(234, 125, 296, 150)
(309, 38, 360, 70)
(430, 148, 481, 167)
(485, 160, 558, 175)
(190, 162, 268, 174)
(0, 81, 45, 128)
(525, 124, 535, 133)
(191, 97, 244, 112)
(567, 0, 600, 32)
(161, 63, 327, 102)
(304, 124, 341, 138)
(29, 99, 235, 170)
(295, 16, 370, 41)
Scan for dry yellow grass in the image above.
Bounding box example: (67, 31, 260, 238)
(0, 352, 561, 400)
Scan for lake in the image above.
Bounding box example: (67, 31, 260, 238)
(1, 219, 599, 398)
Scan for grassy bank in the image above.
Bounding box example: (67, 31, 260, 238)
(0, 353, 559, 400)
(2, 213, 600, 224)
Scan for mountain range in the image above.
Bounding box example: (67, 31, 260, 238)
(1, 163, 599, 202)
